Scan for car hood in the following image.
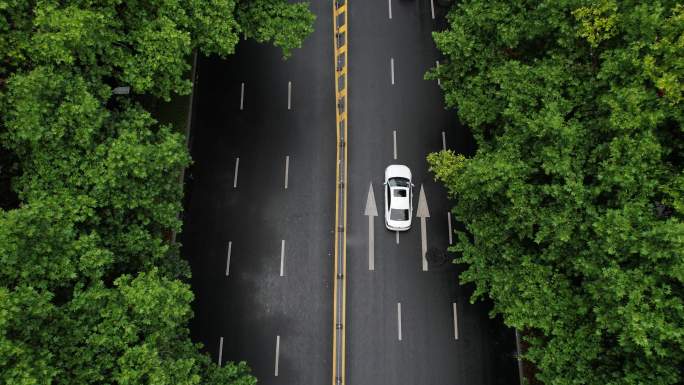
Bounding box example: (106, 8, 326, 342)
(385, 164, 411, 180)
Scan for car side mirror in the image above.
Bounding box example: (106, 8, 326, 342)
(411, 183, 415, 187)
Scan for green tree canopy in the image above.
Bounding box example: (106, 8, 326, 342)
(0, 0, 314, 383)
(428, 1, 683, 384)
(1, 0, 314, 97)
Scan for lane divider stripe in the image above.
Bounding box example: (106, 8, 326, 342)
(332, 1, 348, 384)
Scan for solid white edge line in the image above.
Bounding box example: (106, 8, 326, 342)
(233, 157, 240, 188)
(218, 337, 224, 367)
(430, 0, 435, 19)
(453, 303, 459, 340)
(391, 57, 395, 85)
(442, 131, 446, 151)
(436, 61, 441, 86)
(287, 81, 292, 110)
(397, 302, 402, 341)
(284, 155, 290, 189)
(396, 230, 399, 244)
(447, 212, 453, 245)
(240, 82, 245, 110)
(280, 240, 285, 277)
(226, 241, 232, 276)
(388, 0, 392, 19)
(393, 130, 397, 160)
(275, 335, 280, 376)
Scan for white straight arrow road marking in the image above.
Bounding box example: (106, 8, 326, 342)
(442, 131, 447, 151)
(397, 302, 403, 341)
(274, 335, 280, 376)
(284, 156, 290, 189)
(420, 222, 428, 271)
(240, 82, 245, 110)
(280, 240, 285, 276)
(388, 0, 392, 19)
(218, 337, 224, 366)
(416, 185, 430, 271)
(453, 303, 459, 340)
(447, 212, 453, 245)
(364, 183, 378, 271)
(430, 0, 435, 19)
(396, 231, 399, 245)
(233, 157, 240, 189)
(390, 57, 395, 85)
(393, 130, 397, 160)
(225, 241, 232, 276)
(287, 81, 292, 110)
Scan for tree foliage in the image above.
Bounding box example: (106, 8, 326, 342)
(237, 0, 316, 58)
(0, 0, 314, 97)
(428, 1, 683, 384)
(0, 0, 314, 383)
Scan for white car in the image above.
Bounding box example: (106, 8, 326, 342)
(384, 165, 413, 231)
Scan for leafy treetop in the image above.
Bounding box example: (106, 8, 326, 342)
(428, 1, 683, 384)
(0, 0, 315, 384)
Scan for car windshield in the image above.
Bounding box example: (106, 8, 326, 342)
(388, 177, 410, 187)
(390, 209, 409, 221)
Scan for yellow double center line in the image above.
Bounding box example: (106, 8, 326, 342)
(332, 1, 348, 385)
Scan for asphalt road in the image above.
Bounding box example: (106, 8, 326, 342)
(182, 0, 518, 384)
(345, 1, 517, 384)
(180, 0, 335, 383)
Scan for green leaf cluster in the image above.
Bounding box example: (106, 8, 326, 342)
(1, 0, 314, 98)
(0, 0, 314, 383)
(237, 0, 316, 58)
(429, 1, 683, 384)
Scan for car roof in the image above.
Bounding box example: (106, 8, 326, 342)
(390, 186, 410, 210)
